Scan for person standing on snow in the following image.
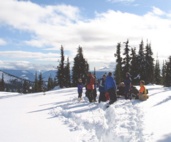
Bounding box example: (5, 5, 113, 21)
(98, 74, 106, 103)
(77, 78, 83, 100)
(124, 72, 132, 99)
(105, 72, 117, 105)
(86, 72, 95, 102)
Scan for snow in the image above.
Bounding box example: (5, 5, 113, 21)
(0, 85, 171, 142)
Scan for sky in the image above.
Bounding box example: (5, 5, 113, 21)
(1, 84, 171, 142)
(0, 0, 171, 71)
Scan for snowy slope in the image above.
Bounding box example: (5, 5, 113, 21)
(0, 85, 171, 142)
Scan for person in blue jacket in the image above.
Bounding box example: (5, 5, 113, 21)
(105, 72, 117, 105)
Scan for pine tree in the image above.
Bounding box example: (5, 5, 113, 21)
(38, 72, 44, 92)
(47, 75, 53, 90)
(64, 57, 71, 87)
(23, 80, 29, 93)
(154, 59, 161, 84)
(0, 73, 5, 91)
(145, 42, 154, 83)
(137, 40, 146, 80)
(114, 42, 123, 84)
(122, 40, 131, 76)
(161, 60, 167, 86)
(57, 46, 65, 88)
(72, 46, 89, 86)
(34, 72, 39, 92)
(164, 56, 171, 87)
(130, 47, 139, 85)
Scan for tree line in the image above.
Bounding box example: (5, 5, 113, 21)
(114, 39, 171, 87)
(1, 40, 171, 93)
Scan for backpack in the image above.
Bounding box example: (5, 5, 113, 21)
(143, 88, 148, 94)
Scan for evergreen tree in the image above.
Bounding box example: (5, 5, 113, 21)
(38, 72, 44, 92)
(164, 56, 171, 87)
(64, 57, 71, 87)
(0, 73, 5, 91)
(114, 42, 123, 84)
(57, 46, 65, 88)
(23, 80, 29, 93)
(145, 43, 154, 83)
(47, 75, 54, 90)
(137, 40, 146, 80)
(130, 47, 139, 85)
(154, 58, 161, 84)
(93, 67, 96, 77)
(72, 46, 89, 86)
(34, 72, 39, 92)
(122, 40, 131, 76)
(161, 60, 167, 86)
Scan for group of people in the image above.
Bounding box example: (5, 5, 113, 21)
(116, 72, 149, 101)
(77, 71, 149, 104)
(77, 72, 97, 102)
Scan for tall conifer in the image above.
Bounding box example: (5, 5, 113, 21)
(164, 56, 171, 87)
(57, 46, 65, 88)
(114, 42, 123, 84)
(145, 42, 154, 83)
(130, 48, 139, 84)
(137, 40, 146, 80)
(72, 46, 89, 86)
(122, 40, 131, 76)
(154, 59, 161, 84)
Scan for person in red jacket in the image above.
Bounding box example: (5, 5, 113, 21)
(86, 72, 95, 102)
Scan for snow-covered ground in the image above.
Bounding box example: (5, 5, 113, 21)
(0, 85, 171, 142)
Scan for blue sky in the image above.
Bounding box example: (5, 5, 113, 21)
(0, 0, 171, 71)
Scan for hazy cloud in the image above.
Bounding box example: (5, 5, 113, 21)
(0, 60, 54, 70)
(107, 0, 135, 3)
(0, 39, 7, 46)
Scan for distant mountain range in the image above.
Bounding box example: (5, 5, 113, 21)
(0, 69, 108, 83)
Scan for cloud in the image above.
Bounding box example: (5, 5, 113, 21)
(0, 51, 60, 62)
(0, 0, 171, 70)
(0, 60, 54, 70)
(107, 0, 135, 3)
(0, 38, 7, 46)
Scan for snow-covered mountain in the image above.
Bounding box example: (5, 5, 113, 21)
(0, 69, 56, 82)
(0, 69, 108, 83)
(1, 69, 35, 81)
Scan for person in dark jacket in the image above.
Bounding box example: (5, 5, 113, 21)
(105, 72, 117, 105)
(77, 78, 83, 100)
(98, 74, 106, 103)
(130, 84, 139, 99)
(124, 72, 132, 99)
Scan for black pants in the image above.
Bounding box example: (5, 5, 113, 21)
(78, 92, 82, 98)
(99, 92, 106, 103)
(86, 90, 94, 102)
(93, 89, 97, 101)
(107, 88, 117, 104)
